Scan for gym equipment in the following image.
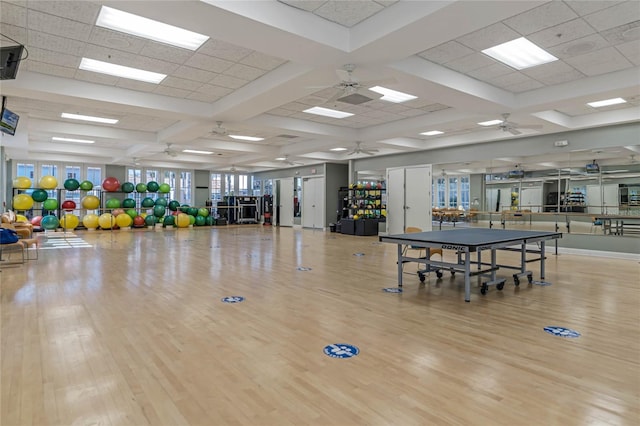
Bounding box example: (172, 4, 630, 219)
(111, 208, 125, 217)
(175, 213, 190, 228)
(64, 178, 80, 191)
(146, 181, 159, 192)
(158, 183, 170, 193)
(133, 216, 145, 227)
(60, 214, 79, 230)
(39, 175, 58, 189)
(163, 215, 175, 226)
(187, 207, 198, 217)
(122, 198, 136, 208)
(43, 198, 58, 211)
(154, 197, 168, 207)
(116, 213, 133, 228)
(13, 194, 34, 210)
(153, 205, 166, 217)
(195, 216, 206, 226)
(31, 189, 48, 202)
(31, 216, 43, 226)
(98, 213, 116, 229)
(16, 214, 28, 222)
(141, 197, 155, 208)
(188, 215, 196, 225)
(136, 183, 147, 193)
(82, 214, 99, 229)
(81, 195, 100, 210)
(121, 182, 135, 193)
(105, 198, 121, 209)
(40, 215, 59, 230)
(197, 208, 209, 217)
(102, 177, 120, 192)
(126, 209, 138, 219)
(168, 200, 180, 211)
(79, 180, 93, 191)
(61, 200, 76, 211)
(144, 215, 156, 227)
(13, 176, 31, 189)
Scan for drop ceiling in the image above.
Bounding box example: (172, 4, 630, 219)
(0, 0, 638, 173)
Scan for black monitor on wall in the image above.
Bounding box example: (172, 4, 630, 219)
(0, 106, 19, 136)
(0, 45, 24, 80)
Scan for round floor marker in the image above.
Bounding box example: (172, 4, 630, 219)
(297, 266, 312, 271)
(221, 296, 245, 303)
(533, 280, 552, 286)
(383, 287, 403, 293)
(353, 252, 365, 256)
(323, 343, 359, 359)
(543, 326, 580, 338)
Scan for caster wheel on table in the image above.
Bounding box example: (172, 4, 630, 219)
(418, 273, 425, 283)
(496, 282, 504, 291)
(527, 274, 533, 284)
(450, 271, 455, 277)
(513, 275, 520, 286)
(480, 283, 488, 295)
(436, 271, 443, 279)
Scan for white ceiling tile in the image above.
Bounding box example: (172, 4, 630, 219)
(197, 39, 253, 62)
(82, 44, 179, 75)
(565, 46, 634, 75)
(444, 53, 496, 73)
(26, 60, 76, 78)
(403, 98, 442, 109)
(161, 76, 203, 91)
(521, 60, 586, 85)
(140, 41, 193, 65)
(0, 24, 27, 47)
(548, 33, 611, 59)
(503, 2, 578, 35)
(615, 39, 640, 65)
(27, 46, 78, 68)
(565, 1, 625, 16)
(27, 30, 85, 55)
(153, 85, 192, 99)
(457, 22, 521, 51)
(467, 62, 514, 81)
(375, 1, 399, 7)
(487, 71, 536, 87)
(27, 9, 91, 40)
(87, 27, 146, 54)
(503, 79, 546, 93)
(527, 18, 596, 48)
(600, 20, 640, 44)
(116, 79, 158, 93)
(418, 41, 474, 64)
(175, 66, 217, 83)
(313, 1, 384, 27)
(278, 0, 325, 12)
(1, 1, 26, 27)
(298, 94, 329, 105)
(26, 0, 99, 24)
(74, 69, 118, 85)
(397, 108, 424, 118)
(582, 1, 640, 31)
(209, 74, 248, 89)
(240, 51, 286, 70)
(265, 108, 296, 117)
(187, 91, 223, 103)
(223, 63, 267, 81)
(280, 102, 309, 112)
(421, 103, 450, 113)
(195, 84, 234, 97)
(185, 53, 234, 73)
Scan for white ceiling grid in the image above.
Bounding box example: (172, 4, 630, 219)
(0, 0, 637, 172)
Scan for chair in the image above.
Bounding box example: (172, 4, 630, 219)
(402, 227, 443, 274)
(20, 238, 39, 260)
(590, 217, 603, 234)
(0, 241, 25, 265)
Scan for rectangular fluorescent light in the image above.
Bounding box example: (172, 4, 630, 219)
(330, 147, 348, 151)
(228, 135, 264, 141)
(52, 137, 95, 144)
(482, 37, 558, 70)
(420, 130, 444, 136)
(303, 106, 354, 119)
(368, 86, 417, 103)
(275, 157, 287, 161)
(478, 119, 503, 126)
(183, 149, 213, 154)
(79, 58, 166, 84)
(61, 112, 119, 124)
(96, 6, 209, 51)
(587, 97, 627, 108)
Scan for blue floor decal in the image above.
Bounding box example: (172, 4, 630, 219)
(221, 296, 245, 303)
(544, 326, 580, 338)
(323, 344, 359, 359)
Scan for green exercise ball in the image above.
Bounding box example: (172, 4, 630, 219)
(144, 215, 157, 227)
(32, 189, 48, 203)
(79, 180, 94, 191)
(40, 215, 59, 230)
(121, 182, 135, 193)
(205, 216, 214, 226)
(163, 215, 175, 226)
(179, 204, 190, 213)
(122, 198, 136, 208)
(197, 208, 209, 217)
(63, 178, 80, 191)
(105, 198, 121, 209)
(168, 200, 180, 211)
(136, 183, 147, 193)
(154, 197, 167, 207)
(188, 215, 196, 225)
(43, 198, 58, 211)
(187, 207, 198, 217)
(126, 209, 138, 219)
(141, 197, 155, 208)
(153, 205, 166, 217)
(195, 215, 206, 226)
(158, 183, 170, 193)
(147, 181, 159, 192)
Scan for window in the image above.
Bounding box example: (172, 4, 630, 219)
(146, 170, 158, 182)
(17, 163, 34, 179)
(179, 171, 192, 204)
(127, 168, 143, 184)
(432, 175, 470, 210)
(434, 177, 446, 208)
(238, 174, 249, 196)
(253, 179, 261, 196)
(225, 174, 235, 196)
(448, 177, 458, 208)
(87, 167, 102, 186)
(211, 173, 222, 201)
(460, 176, 470, 210)
(163, 170, 176, 200)
(65, 165, 81, 180)
(263, 179, 273, 196)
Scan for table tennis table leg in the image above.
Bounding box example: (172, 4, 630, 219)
(397, 244, 403, 287)
(513, 241, 533, 285)
(464, 249, 471, 302)
(540, 240, 546, 279)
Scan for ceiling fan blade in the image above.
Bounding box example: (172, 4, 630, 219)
(517, 124, 543, 129)
(361, 150, 377, 155)
(507, 128, 521, 135)
(336, 68, 357, 82)
(326, 89, 344, 104)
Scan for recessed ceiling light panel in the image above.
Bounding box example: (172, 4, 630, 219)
(478, 119, 503, 126)
(482, 37, 558, 70)
(330, 147, 348, 151)
(587, 98, 627, 108)
(229, 135, 264, 141)
(79, 58, 167, 84)
(61, 113, 119, 124)
(303, 106, 354, 119)
(420, 130, 444, 136)
(96, 6, 209, 51)
(368, 86, 417, 103)
(183, 149, 213, 154)
(52, 137, 95, 144)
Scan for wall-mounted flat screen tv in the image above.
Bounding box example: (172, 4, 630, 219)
(0, 45, 24, 80)
(0, 107, 20, 135)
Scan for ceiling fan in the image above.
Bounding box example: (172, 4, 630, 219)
(314, 64, 392, 105)
(227, 164, 249, 173)
(163, 143, 178, 157)
(487, 113, 543, 135)
(277, 155, 303, 166)
(348, 141, 379, 156)
(209, 121, 231, 137)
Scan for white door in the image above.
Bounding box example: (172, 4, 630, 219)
(520, 187, 542, 212)
(387, 168, 405, 235)
(405, 166, 432, 232)
(279, 178, 294, 227)
(302, 177, 324, 229)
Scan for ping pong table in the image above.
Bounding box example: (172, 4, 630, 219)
(379, 228, 562, 302)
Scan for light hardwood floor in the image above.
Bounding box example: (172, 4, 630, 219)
(1, 226, 639, 426)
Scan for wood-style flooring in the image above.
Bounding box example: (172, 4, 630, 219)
(1, 225, 639, 426)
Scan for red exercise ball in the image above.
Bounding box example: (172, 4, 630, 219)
(102, 176, 121, 192)
(31, 216, 43, 226)
(133, 216, 145, 227)
(61, 200, 76, 211)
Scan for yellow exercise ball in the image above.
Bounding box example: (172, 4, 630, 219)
(60, 214, 79, 230)
(13, 176, 32, 189)
(176, 213, 190, 228)
(81, 195, 100, 210)
(16, 214, 29, 222)
(82, 214, 99, 229)
(13, 193, 34, 210)
(115, 213, 133, 228)
(98, 213, 116, 229)
(39, 175, 58, 189)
